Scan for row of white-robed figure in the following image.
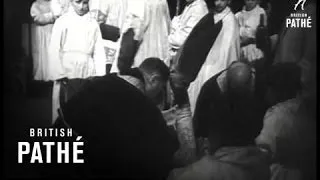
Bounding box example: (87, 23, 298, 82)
(30, 0, 246, 122)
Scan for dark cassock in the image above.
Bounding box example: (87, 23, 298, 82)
(167, 62, 271, 180)
(192, 62, 267, 153)
(170, 11, 222, 106)
(44, 68, 179, 178)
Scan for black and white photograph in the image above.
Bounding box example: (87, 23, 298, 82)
(3, 0, 317, 179)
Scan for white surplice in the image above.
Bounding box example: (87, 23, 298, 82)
(89, 0, 129, 65)
(30, 0, 55, 81)
(51, 0, 70, 16)
(48, 7, 107, 123)
(168, 0, 208, 62)
(110, 0, 171, 73)
(188, 7, 240, 114)
(235, 5, 267, 62)
(89, 0, 128, 30)
(30, 0, 70, 81)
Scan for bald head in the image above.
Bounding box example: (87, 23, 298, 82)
(226, 62, 254, 94)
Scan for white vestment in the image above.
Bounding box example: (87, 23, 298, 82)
(235, 5, 267, 62)
(168, 0, 208, 62)
(30, 0, 70, 81)
(51, 0, 70, 16)
(110, 0, 171, 72)
(30, 0, 55, 81)
(48, 7, 107, 123)
(89, 0, 129, 65)
(188, 7, 240, 114)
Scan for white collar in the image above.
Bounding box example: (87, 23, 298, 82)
(118, 74, 145, 93)
(214, 6, 231, 23)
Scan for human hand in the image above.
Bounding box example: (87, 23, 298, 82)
(89, 9, 106, 24)
(51, 4, 62, 17)
(162, 105, 178, 126)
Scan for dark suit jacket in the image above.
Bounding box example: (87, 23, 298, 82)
(51, 72, 179, 178)
(193, 67, 267, 149)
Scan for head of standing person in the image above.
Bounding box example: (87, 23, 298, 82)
(70, 0, 90, 16)
(138, 57, 170, 100)
(214, 0, 231, 13)
(244, 0, 259, 11)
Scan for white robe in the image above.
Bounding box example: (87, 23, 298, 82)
(110, 0, 171, 72)
(188, 7, 240, 114)
(168, 0, 208, 62)
(235, 5, 267, 62)
(89, 0, 129, 65)
(30, 0, 55, 81)
(51, 0, 70, 16)
(48, 7, 107, 123)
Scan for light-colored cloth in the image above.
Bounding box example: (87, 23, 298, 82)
(48, 7, 107, 123)
(89, 0, 128, 30)
(168, 146, 270, 180)
(174, 104, 197, 165)
(235, 5, 267, 62)
(30, 0, 56, 81)
(188, 7, 240, 114)
(163, 104, 197, 166)
(117, 74, 145, 93)
(168, 0, 208, 62)
(89, 0, 129, 65)
(51, 0, 70, 16)
(110, 0, 171, 73)
(255, 97, 316, 180)
(47, 7, 106, 80)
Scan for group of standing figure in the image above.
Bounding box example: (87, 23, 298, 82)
(29, 0, 316, 179)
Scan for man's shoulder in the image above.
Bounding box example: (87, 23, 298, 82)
(55, 12, 71, 24)
(199, 73, 222, 101)
(203, 70, 224, 90)
(192, 0, 209, 11)
(255, 6, 267, 15)
(225, 11, 238, 22)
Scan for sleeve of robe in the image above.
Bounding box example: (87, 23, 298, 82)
(47, 18, 66, 81)
(93, 23, 108, 76)
(30, 2, 55, 25)
(116, 0, 147, 72)
(122, 0, 146, 41)
(169, 3, 208, 49)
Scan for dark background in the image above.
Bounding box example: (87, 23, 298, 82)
(2, 0, 295, 178)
